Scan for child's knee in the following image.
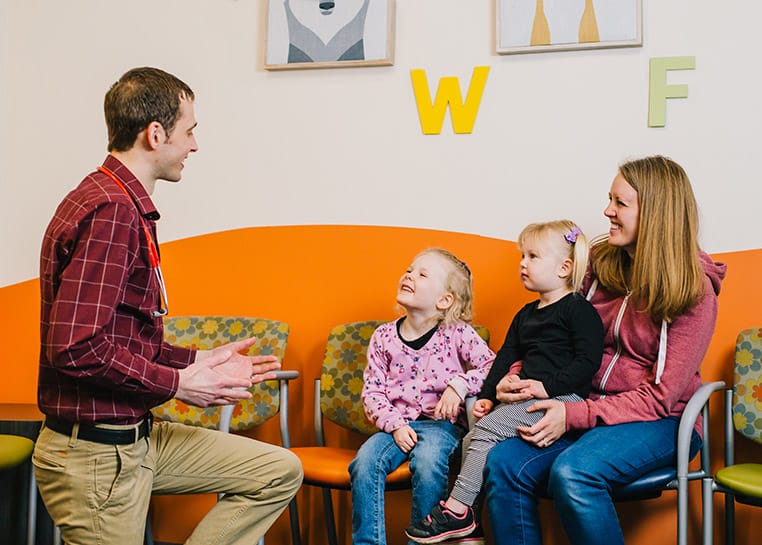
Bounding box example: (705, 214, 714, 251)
(348, 449, 374, 478)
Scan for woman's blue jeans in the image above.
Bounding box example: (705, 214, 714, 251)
(349, 419, 464, 545)
(482, 417, 700, 545)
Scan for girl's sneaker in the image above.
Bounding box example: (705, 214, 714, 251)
(405, 501, 476, 544)
(443, 524, 484, 545)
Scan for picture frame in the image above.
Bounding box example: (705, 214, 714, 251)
(496, 0, 642, 55)
(265, 0, 395, 70)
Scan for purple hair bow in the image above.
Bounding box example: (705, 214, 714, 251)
(564, 227, 582, 244)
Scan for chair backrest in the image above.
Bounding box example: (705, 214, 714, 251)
(152, 316, 290, 432)
(733, 327, 762, 445)
(318, 321, 490, 437)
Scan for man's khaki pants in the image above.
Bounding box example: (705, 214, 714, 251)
(32, 419, 303, 545)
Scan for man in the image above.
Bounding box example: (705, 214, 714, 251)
(34, 67, 303, 545)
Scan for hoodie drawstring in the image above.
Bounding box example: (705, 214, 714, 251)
(586, 278, 667, 385)
(656, 320, 667, 385)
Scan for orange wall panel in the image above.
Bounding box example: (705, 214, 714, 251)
(2, 225, 761, 545)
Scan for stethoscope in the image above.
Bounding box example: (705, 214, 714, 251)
(97, 166, 169, 318)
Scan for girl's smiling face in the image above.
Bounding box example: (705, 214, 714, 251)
(397, 252, 453, 315)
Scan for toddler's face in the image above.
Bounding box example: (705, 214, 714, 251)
(397, 252, 452, 313)
(518, 235, 570, 294)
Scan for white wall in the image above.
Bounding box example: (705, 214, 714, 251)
(2, 0, 760, 286)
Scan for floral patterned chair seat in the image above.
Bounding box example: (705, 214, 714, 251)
(152, 316, 295, 433)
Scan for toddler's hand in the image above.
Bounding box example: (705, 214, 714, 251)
(393, 425, 418, 453)
(434, 386, 462, 422)
(472, 398, 494, 419)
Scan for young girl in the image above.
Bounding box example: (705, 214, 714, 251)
(406, 220, 604, 544)
(349, 248, 495, 545)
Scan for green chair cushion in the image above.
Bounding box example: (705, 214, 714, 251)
(716, 463, 762, 499)
(0, 434, 34, 470)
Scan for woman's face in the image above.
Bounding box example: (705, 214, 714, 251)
(604, 173, 640, 256)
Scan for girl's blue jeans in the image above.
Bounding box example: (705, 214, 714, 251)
(349, 419, 464, 545)
(482, 417, 701, 545)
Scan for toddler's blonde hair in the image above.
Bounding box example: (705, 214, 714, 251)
(517, 220, 590, 293)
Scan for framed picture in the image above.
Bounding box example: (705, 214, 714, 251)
(265, 0, 395, 70)
(496, 0, 642, 55)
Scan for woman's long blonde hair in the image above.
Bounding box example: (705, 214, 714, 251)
(591, 155, 705, 321)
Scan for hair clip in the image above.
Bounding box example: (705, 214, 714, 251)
(564, 226, 582, 244)
(458, 259, 472, 277)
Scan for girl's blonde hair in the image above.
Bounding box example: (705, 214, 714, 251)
(518, 220, 590, 293)
(591, 155, 705, 321)
(416, 248, 474, 326)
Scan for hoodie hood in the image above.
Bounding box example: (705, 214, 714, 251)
(699, 251, 726, 297)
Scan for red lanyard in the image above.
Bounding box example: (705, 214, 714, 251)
(97, 165, 169, 317)
(97, 166, 160, 268)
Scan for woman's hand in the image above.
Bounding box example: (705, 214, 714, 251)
(516, 399, 566, 448)
(434, 386, 463, 422)
(496, 374, 534, 403)
(392, 425, 418, 453)
(514, 379, 549, 400)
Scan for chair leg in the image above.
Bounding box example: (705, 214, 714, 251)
(724, 493, 735, 545)
(27, 461, 37, 545)
(321, 488, 340, 545)
(701, 478, 713, 545)
(677, 476, 688, 545)
(288, 497, 302, 545)
(144, 514, 154, 545)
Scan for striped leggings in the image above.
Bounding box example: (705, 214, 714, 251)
(450, 394, 582, 507)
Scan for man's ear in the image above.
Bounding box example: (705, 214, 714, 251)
(437, 292, 455, 310)
(144, 121, 165, 150)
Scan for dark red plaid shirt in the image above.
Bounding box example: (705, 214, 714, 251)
(38, 155, 195, 424)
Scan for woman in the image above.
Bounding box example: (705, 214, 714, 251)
(481, 156, 726, 545)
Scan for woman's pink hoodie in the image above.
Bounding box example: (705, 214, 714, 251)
(565, 252, 726, 436)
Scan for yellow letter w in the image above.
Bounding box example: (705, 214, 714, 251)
(411, 66, 490, 135)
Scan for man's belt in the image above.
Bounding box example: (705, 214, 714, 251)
(45, 415, 152, 445)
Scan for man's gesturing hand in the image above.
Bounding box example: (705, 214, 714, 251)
(176, 337, 281, 407)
